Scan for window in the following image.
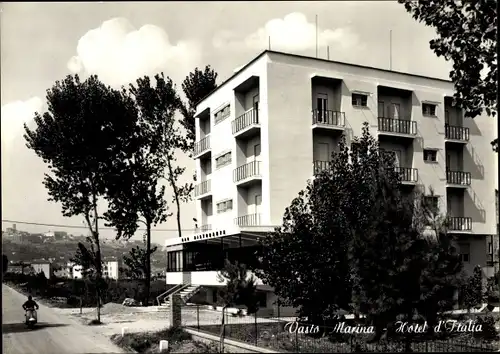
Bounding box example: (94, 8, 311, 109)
(458, 243, 470, 263)
(214, 104, 230, 124)
(215, 152, 232, 169)
(216, 199, 233, 214)
(423, 196, 439, 212)
(352, 93, 368, 107)
(423, 149, 437, 162)
(167, 251, 182, 272)
(422, 103, 436, 117)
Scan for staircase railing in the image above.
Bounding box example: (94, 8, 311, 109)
(180, 285, 202, 304)
(156, 283, 184, 306)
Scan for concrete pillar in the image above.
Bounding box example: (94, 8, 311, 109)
(169, 294, 182, 329)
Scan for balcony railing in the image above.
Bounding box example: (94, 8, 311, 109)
(446, 170, 471, 186)
(313, 160, 331, 175)
(194, 135, 211, 156)
(378, 117, 417, 135)
(195, 224, 212, 233)
(232, 108, 259, 134)
(235, 213, 261, 227)
(233, 161, 261, 182)
(311, 110, 345, 127)
(448, 217, 472, 231)
(194, 180, 211, 197)
(395, 167, 418, 183)
(445, 124, 470, 142)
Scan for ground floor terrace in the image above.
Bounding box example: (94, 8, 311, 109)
(164, 229, 297, 316)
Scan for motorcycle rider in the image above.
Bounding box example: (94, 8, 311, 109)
(22, 295, 39, 321)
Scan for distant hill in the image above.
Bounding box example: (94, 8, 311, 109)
(2, 238, 167, 273)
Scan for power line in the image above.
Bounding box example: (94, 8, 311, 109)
(1, 219, 196, 232)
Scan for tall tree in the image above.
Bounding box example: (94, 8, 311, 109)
(105, 73, 188, 305)
(399, 0, 497, 151)
(24, 74, 138, 322)
(179, 66, 218, 152)
(257, 123, 464, 344)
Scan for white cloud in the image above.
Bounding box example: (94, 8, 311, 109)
(1, 97, 43, 152)
(67, 18, 202, 87)
(213, 12, 361, 53)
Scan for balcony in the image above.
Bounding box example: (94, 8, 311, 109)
(313, 160, 331, 175)
(378, 117, 417, 141)
(448, 217, 472, 232)
(194, 180, 211, 200)
(395, 167, 418, 185)
(235, 213, 261, 227)
(233, 161, 262, 187)
(195, 224, 212, 233)
(232, 108, 260, 139)
(311, 110, 345, 133)
(194, 135, 211, 159)
(446, 170, 471, 188)
(445, 125, 469, 144)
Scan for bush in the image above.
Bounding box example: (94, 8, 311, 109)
(111, 327, 194, 353)
(473, 314, 499, 341)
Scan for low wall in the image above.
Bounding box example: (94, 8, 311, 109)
(184, 328, 283, 354)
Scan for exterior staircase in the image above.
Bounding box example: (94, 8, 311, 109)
(157, 284, 201, 312)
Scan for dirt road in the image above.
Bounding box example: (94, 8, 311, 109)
(2, 284, 128, 354)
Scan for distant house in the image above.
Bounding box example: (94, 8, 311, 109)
(103, 257, 121, 280)
(31, 261, 53, 279)
(70, 258, 122, 280)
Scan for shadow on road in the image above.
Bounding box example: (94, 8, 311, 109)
(2, 322, 68, 334)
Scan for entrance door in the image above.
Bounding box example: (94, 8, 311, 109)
(253, 94, 259, 121)
(392, 150, 402, 168)
(391, 103, 401, 120)
(315, 142, 330, 161)
(317, 93, 328, 122)
(255, 194, 262, 214)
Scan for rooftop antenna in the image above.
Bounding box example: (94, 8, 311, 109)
(268, 36, 271, 51)
(315, 15, 318, 58)
(327, 46, 330, 60)
(389, 29, 393, 70)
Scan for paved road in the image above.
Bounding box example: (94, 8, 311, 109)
(2, 284, 127, 354)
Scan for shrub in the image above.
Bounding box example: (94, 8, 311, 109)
(473, 314, 498, 341)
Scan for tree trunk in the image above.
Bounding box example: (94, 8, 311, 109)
(92, 193, 102, 324)
(145, 222, 151, 307)
(167, 159, 182, 239)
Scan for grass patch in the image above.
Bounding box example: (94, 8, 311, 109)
(111, 327, 220, 353)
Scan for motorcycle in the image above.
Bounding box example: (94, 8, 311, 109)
(24, 308, 37, 329)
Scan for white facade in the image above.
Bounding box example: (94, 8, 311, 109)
(71, 260, 120, 280)
(166, 50, 497, 287)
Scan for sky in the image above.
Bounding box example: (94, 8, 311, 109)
(0, 1, 453, 245)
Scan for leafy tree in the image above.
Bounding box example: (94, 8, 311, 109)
(178, 66, 218, 151)
(413, 190, 464, 331)
(105, 73, 189, 305)
(257, 123, 464, 345)
(399, 0, 497, 151)
(121, 245, 158, 280)
(217, 259, 259, 353)
(461, 265, 484, 311)
(24, 74, 138, 322)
